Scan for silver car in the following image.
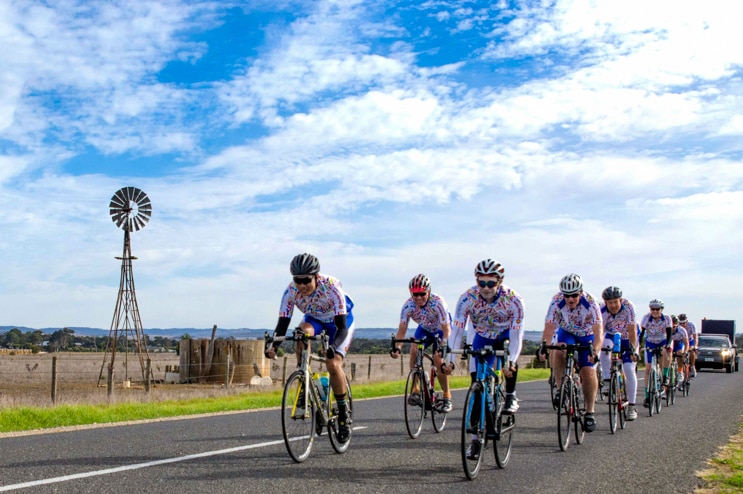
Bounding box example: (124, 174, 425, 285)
(696, 335, 737, 373)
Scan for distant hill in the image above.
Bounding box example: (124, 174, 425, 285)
(0, 326, 544, 342)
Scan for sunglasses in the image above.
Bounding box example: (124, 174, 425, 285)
(477, 280, 500, 288)
(563, 293, 580, 299)
(293, 276, 314, 285)
(650, 308, 662, 311)
(412, 292, 428, 298)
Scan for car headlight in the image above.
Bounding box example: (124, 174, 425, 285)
(721, 349, 731, 357)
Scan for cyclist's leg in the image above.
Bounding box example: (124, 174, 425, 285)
(552, 329, 573, 390)
(599, 333, 613, 384)
(574, 334, 597, 414)
(621, 341, 637, 406)
(493, 332, 518, 413)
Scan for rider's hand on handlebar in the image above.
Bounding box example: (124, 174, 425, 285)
(390, 347, 401, 358)
(265, 346, 277, 360)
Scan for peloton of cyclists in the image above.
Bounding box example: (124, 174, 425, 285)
(670, 315, 690, 387)
(678, 314, 698, 378)
(391, 274, 455, 413)
(264, 253, 356, 443)
(598, 286, 640, 421)
(639, 299, 673, 408)
(539, 273, 603, 433)
(449, 259, 525, 460)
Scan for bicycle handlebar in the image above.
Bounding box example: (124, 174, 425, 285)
(265, 328, 329, 347)
(450, 343, 509, 359)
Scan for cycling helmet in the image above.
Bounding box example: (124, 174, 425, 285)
(559, 273, 583, 295)
(648, 298, 664, 309)
(602, 286, 622, 300)
(678, 313, 688, 322)
(290, 253, 320, 276)
(409, 274, 431, 292)
(474, 259, 505, 277)
(671, 315, 679, 324)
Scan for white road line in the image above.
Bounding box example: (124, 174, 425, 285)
(0, 427, 366, 492)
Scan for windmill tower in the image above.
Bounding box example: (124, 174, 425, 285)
(98, 187, 153, 386)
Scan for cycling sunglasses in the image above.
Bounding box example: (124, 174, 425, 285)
(293, 276, 314, 285)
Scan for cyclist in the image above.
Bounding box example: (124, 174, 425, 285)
(450, 259, 525, 460)
(391, 274, 454, 413)
(599, 286, 640, 421)
(538, 273, 602, 433)
(639, 299, 673, 408)
(670, 315, 689, 387)
(678, 314, 698, 378)
(264, 253, 356, 443)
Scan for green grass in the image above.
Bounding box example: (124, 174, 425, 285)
(0, 368, 550, 433)
(698, 421, 743, 493)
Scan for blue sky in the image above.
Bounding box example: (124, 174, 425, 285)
(2, 0, 743, 332)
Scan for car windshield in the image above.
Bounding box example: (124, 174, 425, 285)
(699, 337, 729, 348)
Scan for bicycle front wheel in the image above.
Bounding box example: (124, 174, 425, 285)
(281, 371, 315, 463)
(493, 387, 514, 468)
(608, 373, 618, 434)
(404, 368, 426, 439)
(328, 375, 353, 453)
(430, 371, 447, 433)
(461, 383, 485, 480)
(549, 370, 558, 410)
(648, 368, 657, 417)
(619, 376, 627, 430)
(557, 379, 572, 451)
(573, 381, 585, 445)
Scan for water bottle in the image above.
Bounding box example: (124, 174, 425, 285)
(313, 373, 326, 401)
(612, 333, 621, 353)
(320, 371, 330, 401)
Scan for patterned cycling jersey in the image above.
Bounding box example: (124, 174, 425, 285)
(672, 325, 688, 343)
(681, 321, 697, 338)
(399, 292, 450, 331)
(453, 284, 524, 339)
(641, 313, 672, 343)
(545, 292, 601, 337)
(600, 298, 638, 339)
(278, 274, 349, 323)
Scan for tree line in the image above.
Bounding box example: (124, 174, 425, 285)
(0, 328, 178, 353)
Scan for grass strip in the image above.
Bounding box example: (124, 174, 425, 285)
(0, 368, 550, 433)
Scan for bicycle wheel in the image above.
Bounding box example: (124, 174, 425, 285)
(281, 371, 315, 463)
(404, 368, 426, 439)
(654, 372, 662, 415)
(557, 379, 572, 451)
(328, 375, 353, 453)
(493, 387, 513, 468)
(430, 371, 447, 433)
(461, 383, 485, 480)
(619, 376, 627, 430)
(608, 373, 618, 434)
(549, 370, 558, 410)
(684, 375, 690, 397)
(596, 365, 604, 401)
(648, 368, 656, 417)
(669, 373, 676, 405)
(573, 381, 585, 445)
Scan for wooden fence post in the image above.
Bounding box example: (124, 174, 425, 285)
(50, 356, 58, 404)
(367, 355, 372, 380)
(145, 359, 151, 393)
(225, 353, 231, 387)
(107, 364, 114, 399)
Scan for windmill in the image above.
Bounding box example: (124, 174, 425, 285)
(98, 187, 153, 386)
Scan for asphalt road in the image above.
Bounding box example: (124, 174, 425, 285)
(0, 369, 741, 494)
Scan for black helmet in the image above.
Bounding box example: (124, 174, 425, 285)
(602, 286, 622, 300)
(671, 315, 679, 324)
(678, 313, 688, 322)
(290, 253, 320, 275)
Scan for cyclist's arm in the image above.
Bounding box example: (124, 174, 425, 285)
(447, 320, 466, 364)
(591, 322, 602, 356)
(266, 316, 292, 356)
(541, 321, 556, 346)
(627, 323, 638, 350)
(393, 321, 408, 353)
(332, 314, 348, 350)
(507, 328, 523, 364)
(666, 327, 673, 348)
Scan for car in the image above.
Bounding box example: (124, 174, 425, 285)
(696, 334, 738, 373)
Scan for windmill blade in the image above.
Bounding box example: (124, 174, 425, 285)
(110, 187, 152, 232)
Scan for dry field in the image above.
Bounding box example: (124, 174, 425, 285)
(0, 352, 533, 408)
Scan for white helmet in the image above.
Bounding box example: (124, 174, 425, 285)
(649, 299, 664, 309)
(474, 259, 505, 277)
(560, 273, 583, 295)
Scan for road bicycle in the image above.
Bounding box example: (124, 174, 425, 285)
(600, 347, 628, 434)
(678, 352, 691, 397)
(451, 343, 515, 480)
(645, 346, 665, 417)
(390, 335, 448, 439)
(665, 354, 679, 407)
(265, 328, 353, 463)
(546, 344, 593, 451)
